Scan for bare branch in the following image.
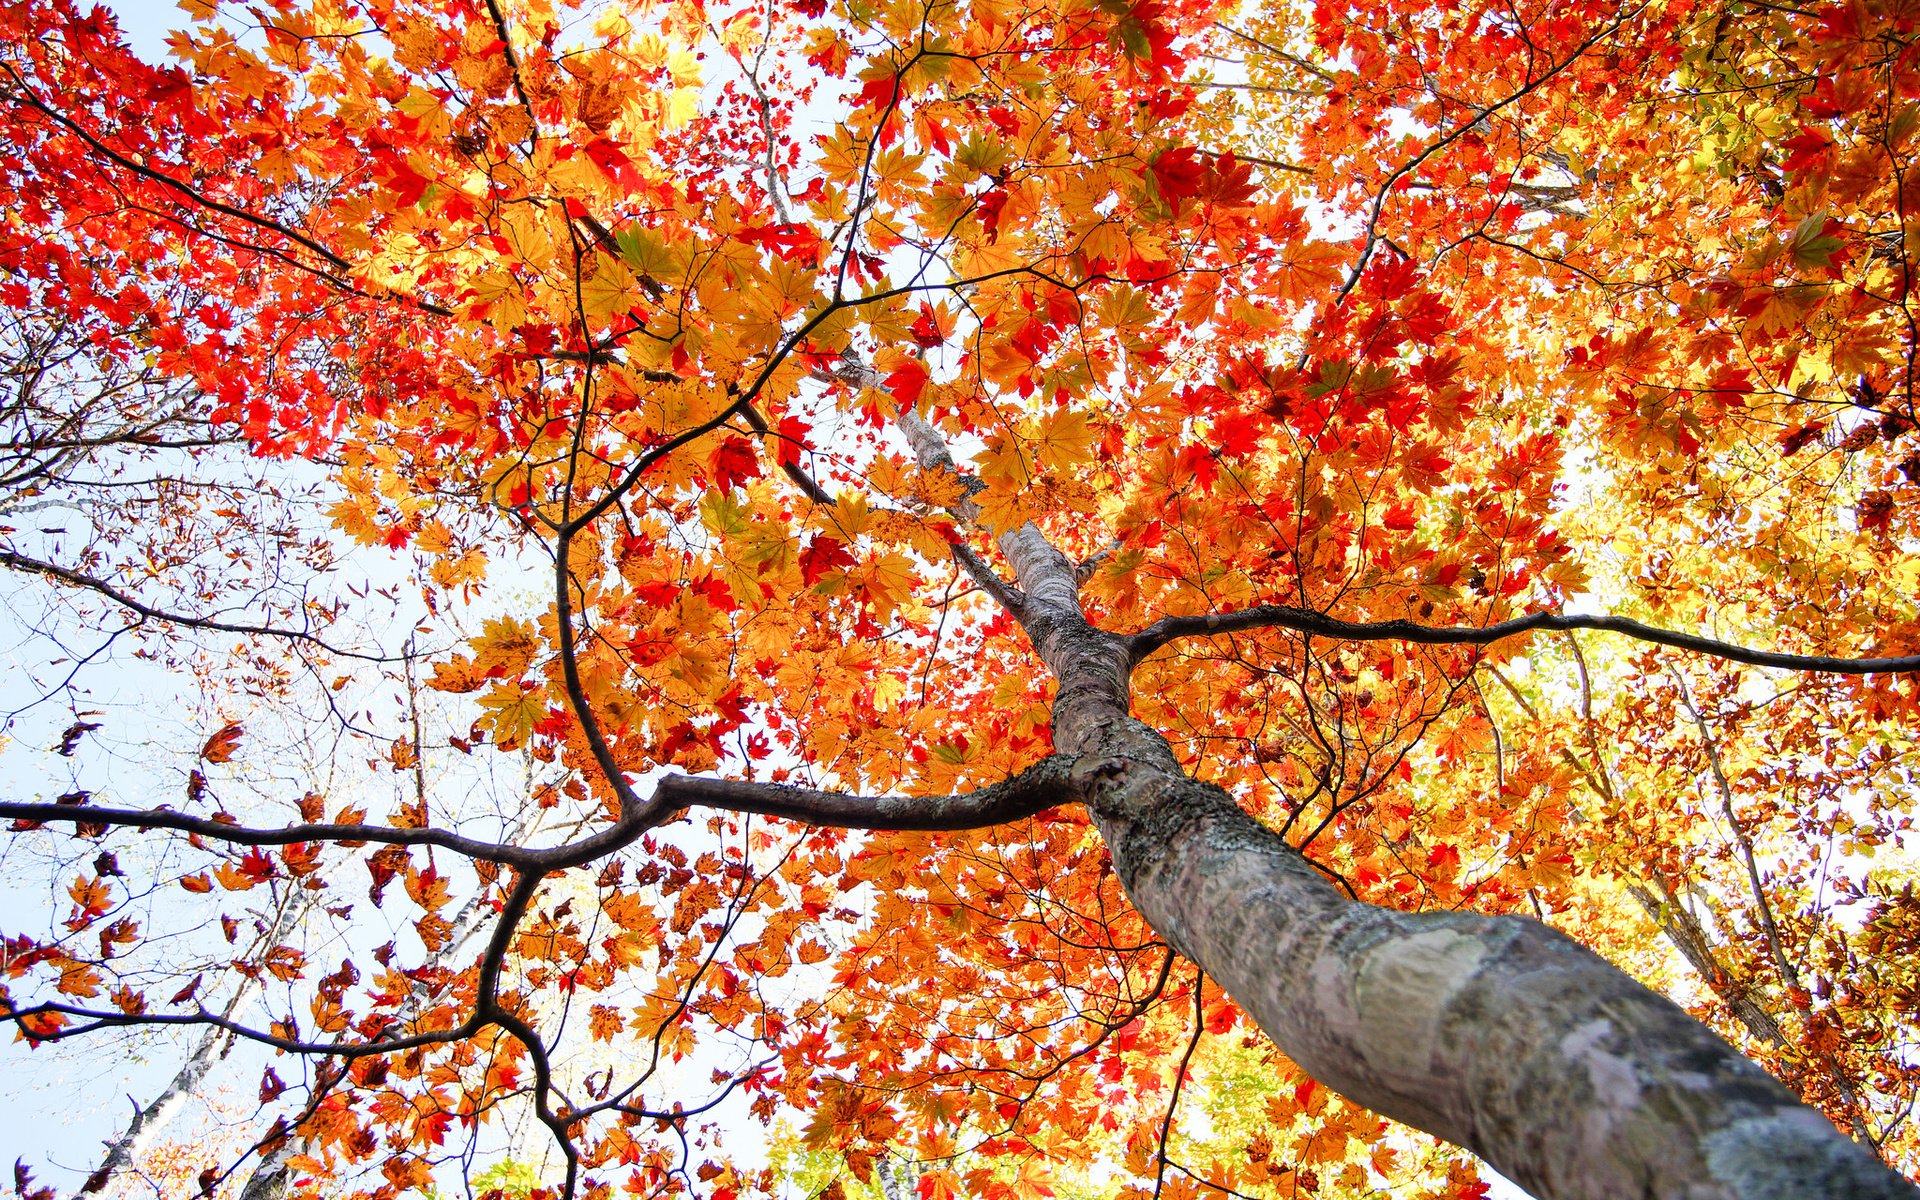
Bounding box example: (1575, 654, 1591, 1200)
(659, 753, 1075, 830)
(0, 801, 551, 864)
(0, 548, 399, 662)
(1129, 604, 1920, 676)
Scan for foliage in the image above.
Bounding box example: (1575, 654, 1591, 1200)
(0, 0, 1918, 1197)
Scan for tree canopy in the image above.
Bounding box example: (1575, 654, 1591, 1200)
(1, 0, 1919, 1198)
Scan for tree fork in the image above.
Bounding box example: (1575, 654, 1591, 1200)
(999, 523, 1916, 1200)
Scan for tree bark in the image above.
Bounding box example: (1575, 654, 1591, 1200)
(981, 515, 1915, 1200)
(75, 889, 312, 1199)
(232, 885, 502, 1200)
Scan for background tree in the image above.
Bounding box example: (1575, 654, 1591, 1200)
(2, 1, 1919, 1200)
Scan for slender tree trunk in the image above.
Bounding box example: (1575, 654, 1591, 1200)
(76, 889, 311, 1199)
(873, 1156, 919, 1200)
(234, 1142, 294, 1200)
(78, 1023, 230, 1198)
(980, 520, 1915, 1200)
(232, 885, 500, 1200)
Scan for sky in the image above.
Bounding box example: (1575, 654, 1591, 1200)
(100, 0, 175, 59)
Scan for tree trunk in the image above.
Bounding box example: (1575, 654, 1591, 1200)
(231, 885, 501, 1200)
(981, 521, 1915, 1200)
(75, 889, 311, 1199)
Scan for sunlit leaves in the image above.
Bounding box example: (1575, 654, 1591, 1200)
(1, 0, 1917, 1194)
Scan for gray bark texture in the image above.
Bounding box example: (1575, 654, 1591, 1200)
(972, 510, 1915, 1200)
(233, 885, 503, 1200)
(75, 890, 312, 1200)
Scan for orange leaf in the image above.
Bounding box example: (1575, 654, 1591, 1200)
(199, 722, 244, 764)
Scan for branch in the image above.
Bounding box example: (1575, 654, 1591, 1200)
(0, 76, 350, 274)
(1128, 604, 1920, 675)
(657, 753, 1075, 830)
(1, 999, 478, 1059)
(0, 756, 1071, 881)
(737, 401, 834, 505)
(0, 801, 547, 863)
(483, 0, 541, 155)
(0, 548, 399, 662)
(1149, 970, 1207, 1200)
(950, 541, 1028, 616)
(893, 407, 1029, 610)
(1209, 21, 1338, 83)
(1319, 3, 1643, 315)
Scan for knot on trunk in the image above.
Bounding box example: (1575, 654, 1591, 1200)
(1068, 753, 1162, 810)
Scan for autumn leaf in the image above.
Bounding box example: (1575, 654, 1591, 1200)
(800, 534, 858, 585)
(199, 722, 244, 764)
(167, 974, 203, 1006)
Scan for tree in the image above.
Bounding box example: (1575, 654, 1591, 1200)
(1, 0, 1918, 1199)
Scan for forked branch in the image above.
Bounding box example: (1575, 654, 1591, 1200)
(1129, 604, 1920, 675)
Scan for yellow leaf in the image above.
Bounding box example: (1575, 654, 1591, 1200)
(589, 1003, 625, 1041)
(470, 616, 542, 677)
(477, 681, 547, 747)
(213, 861, 259, 891)
(200, 721, 244, 764)
(58, 962, 102, 999)
(1032, 408, 1096, 474)
(427, 655, 486, 694)
(579, 255, 639, 321)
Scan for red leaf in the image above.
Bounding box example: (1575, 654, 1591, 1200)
(1212, 410, 1263, 458)
(710, 437, 761, 491)
(1778, 420, 1826, 456)
(800, 535, 857, 585)
(1203, 998, 1238, 1033)
(736, 223, 822, 264)
(976, 186, 1010, 242)
(199, 722, 244, 764)
(381, 161, 431, 207)
(1148, 146, 1206, 210)
(16, 1161, 54, 1200)
(775, 415, 811, 469)
(583, 138, 643, 191)
(884, 356, 929, 406)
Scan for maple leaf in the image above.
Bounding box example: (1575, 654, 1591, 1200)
(427, 656, 487, 694)
(710, 437, 762, 492)
(737, 223, 823, 264)
(1196, 152, 1259, 208)
(470, 618, 541, 678)
(53, 720, 101, 756)
(876, 349, 930, 407)
(1147, 146, 1206, 211)
(15, 1161, 54, 1200)
(583, 138, 644, 191)
(800, 535, 858, 585)
(167, 974, 202, 1005)
(477, 681, 547, 748)
(199, 722, 243, 764)
(1211, 410, 1264, 458)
